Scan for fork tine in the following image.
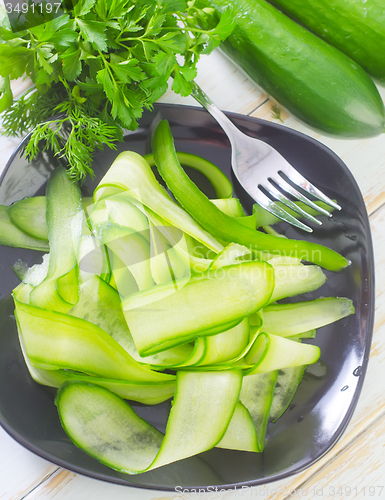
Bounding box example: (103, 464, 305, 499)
(190, 82, 343, 231)
(265, 180, 322, 225)
(254, 189, 313, 233)
(282, 168, 341, 211)
(274, 173, 333, 216)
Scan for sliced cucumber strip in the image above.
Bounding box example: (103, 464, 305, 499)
(245, 333, 320, 374)
(127, 200, 212, 274)
(269, 264, 327, 303)
(4, 196, 92, 244)
(210, 198, 258, 230)
(196, 317, 250, 366)
(93, 151, 223, 253)
(8, 196, 48, 240)
(69, 275, 194, 368)
(108, 251, 139, 297)
(100, 224, 154, 292)
(15, 298, 174, 383)
(12, 253, 50, 287)
(149, 221, 189, 285)
(269, 366, 307, 422)
(267, 255, 302, 266)
(240, 371, 278, 451)
(55, 370, 241, 473)
(78, 235, 110, 283)
(149, 370, 242, 470)
(261, 297, 355, 337)
(145, 151, 233, 200)
(287, 330, 317, 341)
(208, 242, 252, 270)
(0, 205, 49, 251)
(216, 401, 258, 452)
(90, 193, 150, 239)
(19, 336, 175, 405)
(211, 198, 246, 217)
(123, 261, 274, 356)
(29, 168, 83, 312)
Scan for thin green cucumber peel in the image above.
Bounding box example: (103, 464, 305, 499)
(144, 151, 233, 199)
(151, 119, 349, 272)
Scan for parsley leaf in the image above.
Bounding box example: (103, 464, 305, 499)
(62, 48, 83, 81)
(76, 19, 108, 52)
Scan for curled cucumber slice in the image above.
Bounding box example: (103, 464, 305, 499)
(144, 151, 233, 200)
(245, 332, 321, 375)
(14, 298, 174, 383)
(56, 370, 242, 473)
(123, 261, 274, 356)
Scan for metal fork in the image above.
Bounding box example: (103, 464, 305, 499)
(191, 82, 341, 232)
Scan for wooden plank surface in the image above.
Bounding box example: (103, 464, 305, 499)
(1, 48, 385, 499)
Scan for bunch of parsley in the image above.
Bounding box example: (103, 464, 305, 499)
(0, 0, 233, 180)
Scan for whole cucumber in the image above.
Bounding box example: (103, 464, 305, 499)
(267, 0, 385, 84)
(204, 0, 385, 137)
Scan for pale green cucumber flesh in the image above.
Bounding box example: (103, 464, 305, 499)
(145, 151, 233, 200)
(216, 401, 259, 452)
(0, 205, 49, 251)
(93, 151, 223, 253)
(269, 366, 306, 422)
(149, 370, 242, 470)
(78, 235, 111, 283)
(240, 371, 278, 451)
(211, 197, 246, 217)
(100, 224, 154, 292)
(15, 298, 174, 383)
(29, 168, 83, 310)
(123, 261, 274, 356)
(269, 265, 327, 303)
(69, 275, 194, 368)
(245, 333, 320, 374)
(19, 338, 176, 405)
(198, 317, 250, 366)
(208, 242, 252, 270)
(8, 196, 48, 240)
(261, 297, 355, 336)
(12, 254, 50, 287)
(55, 370, 241, 473)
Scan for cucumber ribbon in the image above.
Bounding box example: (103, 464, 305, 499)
(55, 371, 245, 474)
(151, 120, 349, 272)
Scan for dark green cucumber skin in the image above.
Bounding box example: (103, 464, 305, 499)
(207, 0, 385, 137)
(267, 0, 385, 84)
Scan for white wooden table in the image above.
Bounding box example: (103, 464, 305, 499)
(1, 49, 385, 500)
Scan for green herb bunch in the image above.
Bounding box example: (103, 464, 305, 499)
(0, 0, 233, 180)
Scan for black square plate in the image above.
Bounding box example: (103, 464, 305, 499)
(0, 104, 375, 491)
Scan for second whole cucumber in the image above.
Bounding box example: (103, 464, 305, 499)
(266, 0, 385, 85)
(200, 0, 385, 137)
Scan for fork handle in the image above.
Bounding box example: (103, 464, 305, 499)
(191, 82, 242, 146)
